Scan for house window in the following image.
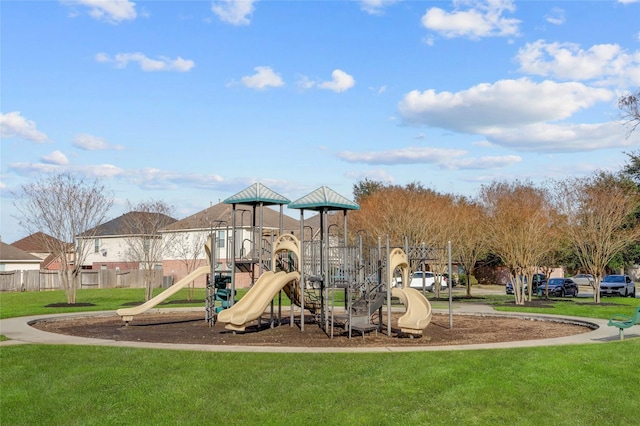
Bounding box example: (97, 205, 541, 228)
(94, 239, 100, 253)
(217, 230, 226, 249)
(143, 238, 151, 254)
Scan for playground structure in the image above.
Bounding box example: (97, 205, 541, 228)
(117, 183, 438, 338)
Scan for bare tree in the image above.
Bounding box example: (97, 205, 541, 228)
(451, 196, 488, 297)
(553, 172, 640, 303)
(619, 89, 640, 136)
(121, 200, 177, 301)
(170, 231, 208, 301)
(349, 182, 455, 297)
(13, 173, 113, 304)
(480, 181, 556, 305)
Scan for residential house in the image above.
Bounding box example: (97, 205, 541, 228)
(162, 202, 301, 288)
(11, 232, 72, 270)
(0, 241, 42, 272)
(78, 211, 177, 271)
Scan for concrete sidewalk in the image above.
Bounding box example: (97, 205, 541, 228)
(0, 304, 638, 353)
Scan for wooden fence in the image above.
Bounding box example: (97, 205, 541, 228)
(0, 269, 164, 292)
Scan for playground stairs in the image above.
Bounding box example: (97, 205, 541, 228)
(343, 291, 386, 333)
(351, 291, 386, 317)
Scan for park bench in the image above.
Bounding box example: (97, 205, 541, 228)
(607, 306, 640, 340)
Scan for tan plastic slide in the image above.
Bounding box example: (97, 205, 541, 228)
(116, 265, 210, 323)
(387, 247, 432, 335)
(217, 270, 300, 332)
(391, 287, 433, 335)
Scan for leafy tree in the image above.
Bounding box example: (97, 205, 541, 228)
(352, 178, 386, 204)
(13, 173, 113, 304)
(553, 172, 640, 303)
(122, 200, 177, 301)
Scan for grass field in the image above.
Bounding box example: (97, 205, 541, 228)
(1, 289, 639, 425)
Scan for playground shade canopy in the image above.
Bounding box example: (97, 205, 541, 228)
(288, 186, 359, 211)
(223, 183, 290, 206)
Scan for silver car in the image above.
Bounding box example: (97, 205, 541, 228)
(572, 274, 595, 287)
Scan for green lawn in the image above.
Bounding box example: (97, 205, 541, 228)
(1, 289, 639, 425)
(0, 287, 247, 319)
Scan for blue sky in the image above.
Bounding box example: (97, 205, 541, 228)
(2, 0, 640, 243)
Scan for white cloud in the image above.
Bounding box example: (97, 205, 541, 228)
(359, 0, 401, 15)
(338, 146, 521, 171)
(296, 75, 316, 90)
(318, 69, 355, 93)
(545, 7, 565, 25)
(618, 0, 639, 4)
(41, 151, 69, 165)
(421, 0, 520, 39)
(7, 160, 225, 191)
(516, 40, 640, 86)
(73, 133, 123, 150)
(339, 146, 466, 165)
(486, 121, 640, 152)
(96, 52, 195, 72)
(345, 169, 395, 184)
(63, 0, 137, 24)
(446, 155, 521, 170)
(0, 111, 49, 142)
(212, 0, 256, 26)
(240, 66, 284, 90)
(398, 78, 612, 133)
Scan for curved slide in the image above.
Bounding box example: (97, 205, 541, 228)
(217, 270, 300, 332)
(392, 284, 433, 335)
(116, 265, 210, 323)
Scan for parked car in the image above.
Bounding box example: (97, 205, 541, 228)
(409, 271, 447, 292)
(505, 273, 547, 295)
(537, 278, 579, 297)
(600, 275, 636, 297)
(572, 274, 595, 287)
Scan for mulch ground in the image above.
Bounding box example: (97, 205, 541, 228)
(32, 309, 593, 348)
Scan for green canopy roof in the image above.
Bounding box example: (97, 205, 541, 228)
(223, 183, 290, 206)
(289, 186, 359, 211)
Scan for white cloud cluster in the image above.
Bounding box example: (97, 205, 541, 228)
(240, 66, 284, 90)
(399, 78, 612, 132)
(396, 78, 633, 152)
(7, 160, 226, 192)
(545, 7, 565, 25)
(211, 0, 256, 26)
(338, 146, 522, 170)
(95, 52, 195, 72)
(359, 0, 401, 15)
(447, 155, 521, 170)
(421, 0, 520, 39)
(63, 0, 137, 24)
(516, 40, 640, 86)
(339, 146, 465, 165)
(73, 133, 123, 151)
(41, 151, 69, 165)
(318, 70, 356, 93)
(238, 68, 355, 93)
(485, 121, 639, 152)
(0, 112, 49, 142)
